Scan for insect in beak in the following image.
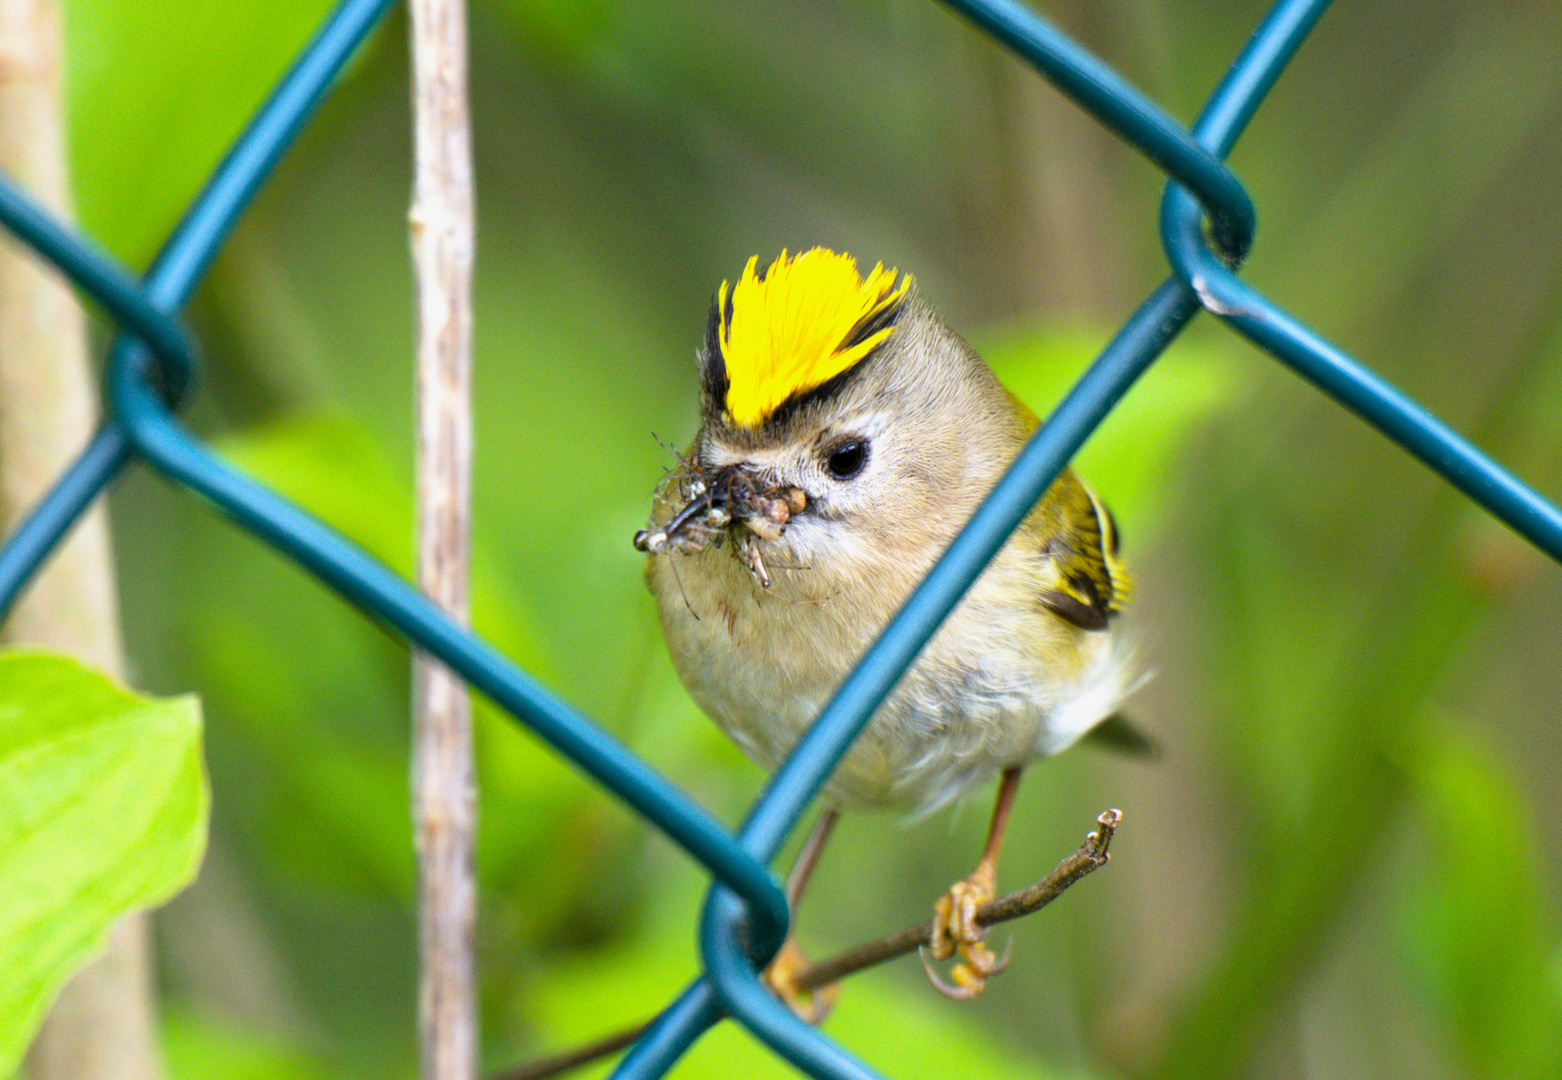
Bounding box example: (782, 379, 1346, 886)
(634, 462, 807, 590)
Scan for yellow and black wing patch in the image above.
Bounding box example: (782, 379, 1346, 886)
(1031, 469, 1130, 632)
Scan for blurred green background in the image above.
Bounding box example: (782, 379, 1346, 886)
(48, 0, 1562, 1076)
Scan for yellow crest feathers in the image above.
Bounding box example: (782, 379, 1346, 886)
(717, 248, 911, 429)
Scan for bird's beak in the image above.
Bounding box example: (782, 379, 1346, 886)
(634, 461, 806, 554)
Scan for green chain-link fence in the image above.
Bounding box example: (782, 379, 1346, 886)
(0, 0, 1558, 1077)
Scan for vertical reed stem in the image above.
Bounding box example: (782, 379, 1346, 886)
(0, 2, 162, 1078)
(409, 0, 477, 1075)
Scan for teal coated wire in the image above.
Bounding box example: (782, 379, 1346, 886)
(106, 0, 794, 946)
(109, 360, 789, 941)
(0, 0, 395, 609)
(0, 0, 1558, 1077)
(0, 180, 194, 380)
(935, 0, 1256, 261)
(2, 0, 796, 962)
(612, 981, 724, 1080)
(675, 3, 1334, 1077)
(0, 425, 130, 617)
(1159, 187, 1562, 561)
(685, 284, 1197, 1080)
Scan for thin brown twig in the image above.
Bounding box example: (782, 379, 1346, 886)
(491, 1023, 651, 1080)
(409, 0, 477, 1073)
(488, 809, 1120, 1080)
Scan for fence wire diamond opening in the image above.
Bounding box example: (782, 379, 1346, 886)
(1, 0, 1559, 1077)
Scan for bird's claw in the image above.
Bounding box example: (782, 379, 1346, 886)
(924, 870, 1011, 999)
(919, 937, 1012, 1000)
(763, 938, 839, 1025)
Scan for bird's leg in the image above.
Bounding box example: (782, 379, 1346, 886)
(925, 767, 1023, 1000)
(763, 807, 840, 1024)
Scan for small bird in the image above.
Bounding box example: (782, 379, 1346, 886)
(635, 248, 1135, 1011)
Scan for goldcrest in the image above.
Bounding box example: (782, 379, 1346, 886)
(636, 248, 1136, 1005)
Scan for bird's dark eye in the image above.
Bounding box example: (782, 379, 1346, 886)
(825, 439, 868, 480)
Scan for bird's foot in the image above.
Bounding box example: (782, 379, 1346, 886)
(763, 937, 839, 1024)
(922, 868, 1011, 1000)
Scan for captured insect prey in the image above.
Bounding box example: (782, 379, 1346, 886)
(634, 453, 808, 590)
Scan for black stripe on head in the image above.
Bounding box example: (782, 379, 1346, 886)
(840, 291, 904, 353)
(701, 293, 730, 405)
(762, 363, 864, 430)
(760, 295, 906, 430)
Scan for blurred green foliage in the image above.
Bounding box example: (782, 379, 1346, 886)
(63, 0, 345, 268)
(35, 0, 1562, 1077)
(1397, 717, 1559, 1080)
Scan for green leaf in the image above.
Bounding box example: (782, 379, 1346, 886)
(1396, 715, 1560, 1080)
(0, 651, 208, 1075)
(980, 322, 1243, 540)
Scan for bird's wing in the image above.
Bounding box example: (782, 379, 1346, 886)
(999, 387, 1130, 632)
(1027, 468, 1131, 631)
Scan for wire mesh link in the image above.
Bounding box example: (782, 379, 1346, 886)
(0, 0, 1557, 1078)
